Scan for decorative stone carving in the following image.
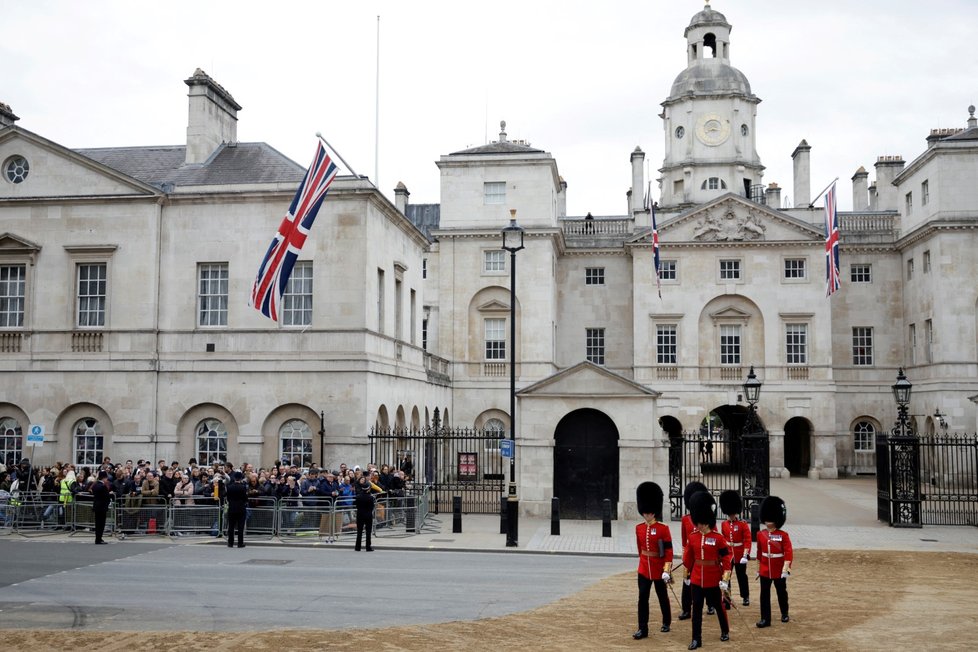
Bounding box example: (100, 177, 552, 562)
(692, 208, 767, 241)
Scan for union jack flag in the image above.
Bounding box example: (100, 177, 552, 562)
(250, 142, 338, 320)
(824, 181, 841, 297)
(652, 201, 662, 299)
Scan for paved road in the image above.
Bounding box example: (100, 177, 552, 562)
(0, 540, 630, 631)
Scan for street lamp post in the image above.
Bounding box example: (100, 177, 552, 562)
(501, 209, 524, 548)
(740, 365, 768, 536)
(891, 368, 913, 436)
(888, 367, 921, 527)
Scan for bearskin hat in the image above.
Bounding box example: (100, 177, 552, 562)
(689, 491, 717, 528)
(636, 482, 664, 519)
(760, 495, 787, 529)
(719, 490, 743, 517)
(683, 481, 708, 511)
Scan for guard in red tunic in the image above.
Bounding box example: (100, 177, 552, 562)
(756, 495, 793, 628)
(633, 482, 673, 639)
(719, 490, 752, 606)
(678, 480, 708, 621)
(682, 491, 731, 650)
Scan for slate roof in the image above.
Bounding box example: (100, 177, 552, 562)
(943, 126, 978, 142)
(450, 141, 544, 156)
(405, 203, 440, 241)
(75, 142, 306, 189)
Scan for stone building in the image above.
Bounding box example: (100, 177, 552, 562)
(1, 6, 976, 518)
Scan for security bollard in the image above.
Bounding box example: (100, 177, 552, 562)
(500, 496, 508, 534)
(551, 496, 560, 536)
(601, 498, 612, 538)
(453, 496, 462, 533)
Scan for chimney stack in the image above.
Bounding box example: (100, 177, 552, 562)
(791, 140, 811, 207)
(394, 181, 410, 214)
(0, 102, 19, 127)
(765, 182, 781, 208)
(874, 155, 905, 212)
(851, 166, 869, 211)
(630, 147, 645, 216)
(868, 182, 878, 211)
(185, 69, 241, 165)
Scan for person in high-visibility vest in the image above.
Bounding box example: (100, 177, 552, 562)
(58, 467, 77, 528)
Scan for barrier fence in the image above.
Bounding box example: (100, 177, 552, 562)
(0, 487, 431, 541)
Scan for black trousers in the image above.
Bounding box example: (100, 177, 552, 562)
(94, 509, 107, 542)
(637, 574, 671, 631)
(732, 560, 750, 600)
(355, 510, 372, 550)
(759, 576, 789, 621)
(681, 579, 691, 612)
(691, 584, 728, 642)
(226, 511, 245, 547)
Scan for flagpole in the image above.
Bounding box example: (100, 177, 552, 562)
(809, 177, 839, 208)
(315, 132, 361, 179)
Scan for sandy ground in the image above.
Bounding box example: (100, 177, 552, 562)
(4, 549, 976, 651)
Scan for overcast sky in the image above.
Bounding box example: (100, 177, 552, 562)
(2, 1, 974, 214)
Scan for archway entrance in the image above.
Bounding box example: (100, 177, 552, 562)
(553, 408, 620, 520)
(784, 417, 812, 476)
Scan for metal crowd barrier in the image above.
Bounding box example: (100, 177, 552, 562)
(11, 496, 66, 537)
(0, 495, 13, 535)
(169, 497, 223, 538)
(70, 496, 117, 539)
(219, 496, 278, 540)
(117, 495, 169, 538)
(277, 497, 337, 541)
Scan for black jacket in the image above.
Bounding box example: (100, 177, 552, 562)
(92, 480, 113, 512)
(226, 480, 249, 515)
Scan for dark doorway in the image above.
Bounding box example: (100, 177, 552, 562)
(553, 408, 620, 519)
(784, 417, 812, 477)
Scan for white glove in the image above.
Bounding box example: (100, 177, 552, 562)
(780, 570, 790, 579)
(661, 572, 671, 583)
(740, 556, 749, 565)
(718, 580, 729, 592)
(683, 578, 691, 586)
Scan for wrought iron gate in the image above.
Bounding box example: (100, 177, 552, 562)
(668, 408, 769, 523)
(368, 412, 505, 515)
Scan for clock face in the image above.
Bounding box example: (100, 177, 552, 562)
(695, 113, 731, 146)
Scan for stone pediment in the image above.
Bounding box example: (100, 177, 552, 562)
(477, 299, 510, 312)
(0, 126, 160, 198)
(519, 361, 659, 398)
(632, 194, 823, 245)
(0, 232, 42, 263)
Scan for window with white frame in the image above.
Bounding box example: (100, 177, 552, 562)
(422, 318, 428, 351)
(586, 327, 605, 365)
(905, 191, 913, 214)
(659, 260, 677, 281)
(850, 264, 872, 283)
(852, 327, 873, 366)
(656, 324, 678, 364)
(585, 267, 605, 285)
(720, 324, 741, 365)
(484, 318, 505, 360)
(784, 259, 807, 280)
(719, 259, 741, 281)
(909, 323, 917, 365)
(921, 180, 929, 206)
(923, 250, 931, 273)
(853, 421, 875, 452)
(786, 323, 808, 364)
(196, 418, 228, 466)
(77, 263, 107, 327)
(279, 419, 312, 468)
(0, 416, 23, 468)
(701, 177, 727, 190)
(422, 258, 427, 279)
(484, 418, 505, 455)
(197, 263, 228, 327)
(907, 258, 914, 281)
(73, 417, 103, 466)
(282, 261, 313, 326)
(484, 250, 505, 273)
(925, 319, 933, 363)
(0, 264, 25, 327)
(484, 181, 506, 205)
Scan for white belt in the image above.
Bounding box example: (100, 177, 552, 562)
(762, 552, 784, 558)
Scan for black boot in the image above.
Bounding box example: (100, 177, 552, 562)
(678, 611, 691, 621)
(632, 630, 648, 640)
(720, 631, 730, 641)
(707, 606, 716, 615)
(756, 619, 771, 628)
(688, 640, 701, 650)
(781, 614, 790, 623)
(660, 625, 670, 633)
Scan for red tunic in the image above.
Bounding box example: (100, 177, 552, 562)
(756, 528, 793, 578)
(680, 513, 695, 548)
(635, 520, 674, 580)
(682, 528, 731, 587)
(720, 518, 752, 561)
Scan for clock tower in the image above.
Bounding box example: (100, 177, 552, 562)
(658, 3, 764, 209)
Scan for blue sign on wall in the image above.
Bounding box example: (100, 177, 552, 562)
(500, 439, 513, 458)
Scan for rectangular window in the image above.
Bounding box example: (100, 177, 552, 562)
(923, 250, 931, 273)
(377, 269, 385, 334)
(395, 278, 403, 340)
(422, 258, 427, 280)
(585, 267, 605, 285)
(905, 191, 913, 214)
(656, 324, 678, 365)
(77, 263, 107, 327)
(410, 289, 417, 345)
(719, 259, 741, 281)
(659, 260, 677, 281)
(925, 319, 933, 363)
(907, 258, 914, 281)
(586, 327, 605, 365)
(921, 180, 929, 206)
(850, 264, 872, 283)
(852, 327, 874, 366)
(282, 261, 313, 326)
(909, 323, 917, 365)
(854, 423, 875, 452)
(197, 263, 228, 327)
(484, 181, 506, 205)
(485, 318, 505, 360)
(786, 324, 808, 364)
(784, 259, 807, 280)
(720, 324, 741, 365)
(0, 264, 26, 328)
(422, 318, 428, 351)
(673, 179, 684, 198)
(484, 250, 505, 273)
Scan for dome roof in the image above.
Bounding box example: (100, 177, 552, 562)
(669, 61, 752, 98)
(685, 6, 730, 36)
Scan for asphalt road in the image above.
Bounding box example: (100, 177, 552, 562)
(0, 539, 631, 631)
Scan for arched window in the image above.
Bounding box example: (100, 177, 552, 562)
(853, 421, 875, 452)
(279, 419, 312, 468)
(196, 418, 228, 466)
(73, 417, 103, 466)
(701, 177, 727, 190)
(0, 417, 23, 468)
(484, 418, 506, 435)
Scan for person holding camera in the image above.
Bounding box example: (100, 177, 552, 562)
(225, 471, 248, 548)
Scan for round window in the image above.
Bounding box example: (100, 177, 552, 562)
(4, 155, 29, 183)
(741, 124, 749, 137)
(675, 126, 685, 139)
